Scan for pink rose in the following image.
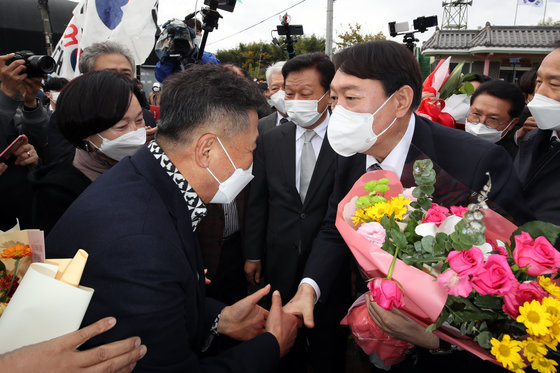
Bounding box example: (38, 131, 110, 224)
(487, 239, 508, 256)
(513, 232, 560, 276)
(437, 269, 473, 297)
(423, 204, 449, 227)
(471, 254, 516, 296)
(450, 206, 468, 217)
(357, 222, 386, 247)
(447, 247, 485, 277)
(502, 281, 547, 318)
(368, 278, 405, 310)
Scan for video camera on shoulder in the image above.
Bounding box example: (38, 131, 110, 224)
(6, 50, 56, 78)
(155, 19, 199, 67)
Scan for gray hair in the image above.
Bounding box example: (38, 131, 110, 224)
(265, 61, 286, 86)
(80, 41, 135, 73)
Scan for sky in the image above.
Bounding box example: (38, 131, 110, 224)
(157, 0, 560, 53)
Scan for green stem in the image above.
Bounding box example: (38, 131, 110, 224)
(387, 247, 400, 280)
(5, 258, 20, 300)
(403, 257, 447, 264)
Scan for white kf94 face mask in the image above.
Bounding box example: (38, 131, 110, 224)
(465, 119, 514, 144)
(91, 127, 146, 161)
(327, 92, 397, 157)
(528, 93, 560, 131)
(267, 89, 287, 114)
(284, 91, 328, 128)
(206, 137, 254, 204)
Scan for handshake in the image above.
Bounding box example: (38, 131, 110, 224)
(217, 284, 302, 358)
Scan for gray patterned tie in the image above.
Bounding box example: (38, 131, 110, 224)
(299, 130, 317, 202)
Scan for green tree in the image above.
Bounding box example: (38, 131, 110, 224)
(215, 35, 326, 79)
(538, 17, 560, 26)
(335, 23, 386, 49)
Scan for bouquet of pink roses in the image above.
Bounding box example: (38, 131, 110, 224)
(339, 159, 560, 371)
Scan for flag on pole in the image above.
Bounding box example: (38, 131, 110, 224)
(51, 0, 158, 78)
(518, 0, 544, 6)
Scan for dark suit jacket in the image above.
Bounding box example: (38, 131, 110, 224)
(514, 128, 560, 225)
(303, 114, 534, 300)
(244, 121, 337, 299)
(258, 112, 279, 135)
(47, 146, 279, 373)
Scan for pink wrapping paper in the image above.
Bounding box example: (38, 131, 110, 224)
(336, 170, 448, 323)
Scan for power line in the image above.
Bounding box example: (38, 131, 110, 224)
(207, 0, 307, 46)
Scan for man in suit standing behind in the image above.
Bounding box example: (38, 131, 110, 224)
(47, 64, 299, 372)
(244, 53, 349, 372)
(515, 44, 560, 226)
(259, 61, 290, 134)
(284, 41, 533, 372)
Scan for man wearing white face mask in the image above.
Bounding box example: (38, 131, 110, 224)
(515, 43, 560, 226)
(284, 41, 533, 372)
(43, 77, 68, 114)
(259, 61, 290, 134)
(244, 53, 348, 373)
(47, 64, 300, 373)
(465, 80, 525, 159)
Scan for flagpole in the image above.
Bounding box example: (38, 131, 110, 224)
(514, 0, 519, 25)
(543, 0, 548, 24)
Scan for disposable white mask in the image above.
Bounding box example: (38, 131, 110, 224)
(268, 89, 286, 114)
(465, 120, 513, 143)
(527, 93, 560, 131)
(51, 91, 60, 103)
(194, 35, 202, 48)
(206, 137, 254, 204)
(327, 92, 397, 157)
(91, 127, 146, 161)
(284, 91, 328, 128)
(153, 87, 160, 92)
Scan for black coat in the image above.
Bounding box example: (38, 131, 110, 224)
(514, 128, 560, 225)
(47, 146, 280, 373)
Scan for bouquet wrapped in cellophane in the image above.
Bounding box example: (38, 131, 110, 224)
(339, 160, 560, 372)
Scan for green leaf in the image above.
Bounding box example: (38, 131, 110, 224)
(473, 295, 503, 311)
(419, 185, 435, 196)
(391, 229, 408, 250)
(474, 331, 492, 349)
(412, 187, 423, 199)
(439, 62, 465, 100)
(421, 236, 435, 255)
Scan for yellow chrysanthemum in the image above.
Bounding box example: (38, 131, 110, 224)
(521, 337, 548, 362)
(542, 297, 560, 321)
(367, 203, 389, 221)
(517, 300, 553, 336)
(539, 277, 560, 298)
(536, 334, 559, 351)
(491, 335, 525, 371)
(531, 355, 558, 373)
(549, 319, 560, 344)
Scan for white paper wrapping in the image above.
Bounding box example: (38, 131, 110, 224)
(0, 263, 94, 353)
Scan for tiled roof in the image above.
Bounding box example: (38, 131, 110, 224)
(422, 23, 560, 53)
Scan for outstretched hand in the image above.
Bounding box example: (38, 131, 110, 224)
(365, 294, 439, 349)
(218, 284, 270, 341)
(0, 317, 146, 373)
(266, 290, 300, 357)
(283, 283, 316, 328)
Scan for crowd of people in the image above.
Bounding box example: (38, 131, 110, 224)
(0, 21, 559, 372)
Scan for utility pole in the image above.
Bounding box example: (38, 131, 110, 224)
(325, 0, 334, 59)
(38, 0, 54, 55)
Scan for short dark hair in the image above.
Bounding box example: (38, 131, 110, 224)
(470, 80, 525, 119)
(282, 52, 335, 93)
(470, 74, 492, 84)
(156, 64, 266, 144)
(43, 77, 69, 92)
(518, 69, 538, 97)
(185, 18, 202, 31)
(56, 70, 144, 148)
(333, 40, 423, 109)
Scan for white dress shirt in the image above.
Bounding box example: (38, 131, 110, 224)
(301, 114, 416, 302)
(294, 112, 330, 193)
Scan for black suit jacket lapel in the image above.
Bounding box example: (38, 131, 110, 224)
(279, 123, 300, 200)
(303, 135, 336, 207)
